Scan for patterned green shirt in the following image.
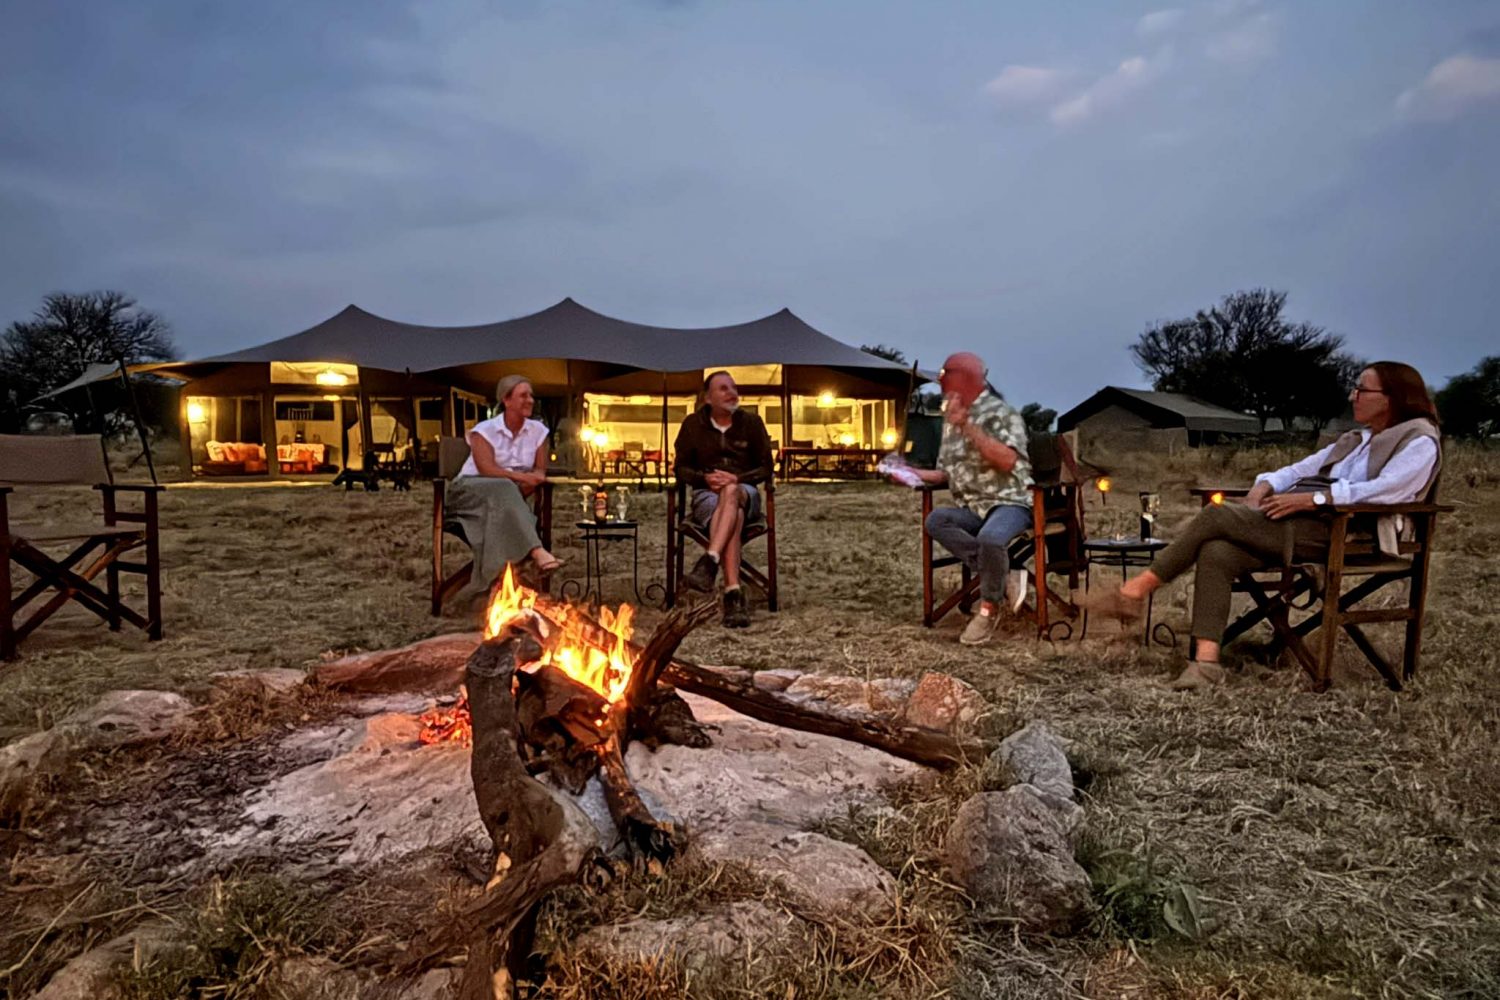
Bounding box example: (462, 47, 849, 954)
(938, 389, 1033, 516)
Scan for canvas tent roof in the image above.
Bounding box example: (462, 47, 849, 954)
(1058, 386, 1260, 435)
(139, 299, 916, 390)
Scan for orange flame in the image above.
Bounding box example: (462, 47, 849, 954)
(484, 566, 637, 704)
(419, 567, 638, 747)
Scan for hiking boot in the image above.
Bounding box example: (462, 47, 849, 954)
(1168, 661, 1227, 691)
(1004, 569, 1029, 614)
(959, 606, 1000, 645)
(683, 553, 718, 592)
(722, 588, 751, 628)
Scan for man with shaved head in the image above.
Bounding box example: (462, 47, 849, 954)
(901, 352, 1034, 644)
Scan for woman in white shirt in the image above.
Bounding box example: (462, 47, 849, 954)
(1088, 361, 1441, 691)
(448, 375, 562, 601)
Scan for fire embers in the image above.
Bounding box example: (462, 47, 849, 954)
(417, 692, 472, 747)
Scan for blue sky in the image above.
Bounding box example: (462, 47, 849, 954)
(1, 0, 1497, 408)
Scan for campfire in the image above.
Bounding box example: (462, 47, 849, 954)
(418, 568, 640, 747)
(396, 570, 994, 997)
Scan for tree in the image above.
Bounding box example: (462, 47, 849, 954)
(861, 344, 908, 365)
(1020, 402, 1056, 434)
(0, 291, 176, 433)
(1130, 288, 1361, 433)
(1436, 356, 1500, 438)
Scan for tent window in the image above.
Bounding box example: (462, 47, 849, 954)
(269, 361, 359, 387)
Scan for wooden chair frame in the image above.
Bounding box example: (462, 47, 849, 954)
(1192, 488, 1450, 691)
(664, 479, 778, 611)
(2, 481, 163, 662)
(920, 479, 1084, 639)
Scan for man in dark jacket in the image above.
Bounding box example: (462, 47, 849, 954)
(674, 370, 774, 627)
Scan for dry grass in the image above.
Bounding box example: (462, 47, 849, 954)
(3, 445, 1499, 998)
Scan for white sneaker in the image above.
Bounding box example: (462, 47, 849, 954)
(1004, 569, 1029, 614)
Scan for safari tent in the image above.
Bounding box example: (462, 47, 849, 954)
(138, 299, 917, 477)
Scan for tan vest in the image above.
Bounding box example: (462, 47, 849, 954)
(1316, 418, 1441, 555)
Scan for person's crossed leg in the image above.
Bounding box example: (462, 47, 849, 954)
(683, 483, 758, 627)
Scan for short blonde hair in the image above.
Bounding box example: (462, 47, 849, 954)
(494, 375, 532, 409)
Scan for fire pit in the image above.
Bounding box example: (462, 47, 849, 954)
(377, 567, 992, 993)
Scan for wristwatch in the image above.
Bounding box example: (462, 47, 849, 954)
(1312, 492, 1327, 506)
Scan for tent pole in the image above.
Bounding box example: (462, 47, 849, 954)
(900, 361, 918, 451)
(116, 357, 158, 485)
(659, 371, 669, 493)
(780, 371, 792, 482)
(80, 379, 115, 484)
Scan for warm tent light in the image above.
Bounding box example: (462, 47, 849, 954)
(579, 428, 595, 444)
(817, 391, 836, 408)
(593, 431, 609, 449)
(881, 428, 899, 447)
(1096, 477, 1112, 494)
(628, 395, 652, 405)
(322, 395, 341, 402)
(187, 402, 207, 423)
(315, 370, 349, 386)
(1210, 491, 1225, 506)
(837, 432, 856, 447)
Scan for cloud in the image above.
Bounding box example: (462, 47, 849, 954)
(1137, 9, 1185, 38)
(1395, 54, 1500, 122)
(1049, 55, 1160, 126)
(1204, 10, 1278, 65)
(981, 65, 1071, 108)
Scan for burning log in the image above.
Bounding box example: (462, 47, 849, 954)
(528, 594, 992, 769)
(399, 590, 720, 994)
(396, 620, 605, 995)
(593, 597, 717, 862)
(661, 661, 992, 769)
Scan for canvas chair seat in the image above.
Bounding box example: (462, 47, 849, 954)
(665, 479, 778, 611)
(430, 435, 555, 615)
(1194, 486, 1450, 692)
(18, 524, 147, 544)
(2, 433, 164, 660)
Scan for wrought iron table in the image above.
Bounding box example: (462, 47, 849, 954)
(561, 520, 663, 607)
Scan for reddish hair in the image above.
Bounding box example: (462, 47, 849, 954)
(1367, 361, 1438, 427)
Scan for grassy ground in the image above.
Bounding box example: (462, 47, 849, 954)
(2, 445, 1498, 998)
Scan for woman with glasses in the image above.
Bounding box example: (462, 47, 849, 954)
(1087, 361, 1441, 690)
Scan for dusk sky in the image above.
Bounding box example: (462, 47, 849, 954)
(2, 1, 1497, 409)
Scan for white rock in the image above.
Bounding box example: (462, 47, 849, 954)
(690, 822, 897, 919)
(59, 690, 194, 750)
(943, 785, 1093, 934)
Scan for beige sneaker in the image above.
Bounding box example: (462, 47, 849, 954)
(960, 607, 1000, 645)
(1168, 661, 1227, 691)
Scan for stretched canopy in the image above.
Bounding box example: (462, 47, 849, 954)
(142, 298, 916, 394)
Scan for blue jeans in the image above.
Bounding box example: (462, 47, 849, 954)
(925, 503, 1032, 604)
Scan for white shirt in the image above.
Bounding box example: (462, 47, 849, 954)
(1255, 430, 1438, 505)
(458, 416, 548, 478)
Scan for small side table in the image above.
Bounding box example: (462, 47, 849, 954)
(1080, 536, 1177, 647)
(562, 520, 661, 607)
